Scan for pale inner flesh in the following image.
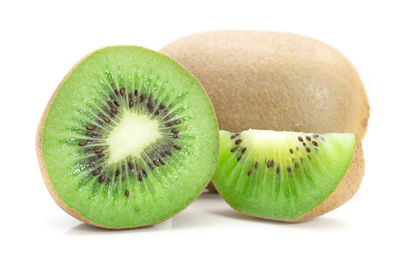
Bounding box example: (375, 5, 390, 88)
(106, 112, 161, 163)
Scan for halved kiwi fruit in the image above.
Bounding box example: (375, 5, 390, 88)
(36, 46, 219, 229)
(212, 129, 364, 222)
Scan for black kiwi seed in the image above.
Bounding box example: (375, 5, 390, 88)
(140, 94, 145, 103)
(312, 141, 318, 146)
(79, 141, 87, 146)
(125, 189, 129, 197)
(159, 103, 166, 109)
(295, 162, 299, 169)
(276, 167, 280, 174)
(172, 129, 179, 134)
(231, 135, 236, 139)
(306, 136, 311, 141)
(237, 156, 242, 161)
(98, 175, 106, 183)
(113, 101, 120, 107)
(231, 147, 238, 152)
(166, 120, 181, 126)
(93, 168, 101, 176)
(298, 136, 303, 142)
(159, 159, 165, 165)
(128, 162, 133, 170)
(242, 147, 247, 154)
(86, 126, 94, 130)
(266, 160, 271, 168)
(153, 159, 159, 167)
(115, 170, 120, 176)
(289, 148, 293, 154)
(90, 132, 101, 138)
(306, 147, 311, 153)
(235, 139, 242, 145)
(134, 89, 138, 96)
(247, 170, 252, 176)
(138, 173, 143, 182)
(254, 162, 258, 169)
(270, 160, 274, 167)
(120, 88, 125, 96)
(287, 166, 291, 173)
(165, 150, 172, 156)
(147, 101, 154, 112)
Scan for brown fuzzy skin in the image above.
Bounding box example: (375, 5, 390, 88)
(215, 142, 364, 222)
(161, 31, 370, 139)
(36, 47, 219, 229)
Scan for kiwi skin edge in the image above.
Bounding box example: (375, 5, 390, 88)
(36, 47, 220, 229)
(213, 142, 364, 222)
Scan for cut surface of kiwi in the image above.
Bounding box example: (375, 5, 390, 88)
(212, 129, 364, 221)
(37, 46, 219, 229)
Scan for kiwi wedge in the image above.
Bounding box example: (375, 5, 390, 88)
(36, 46, 219, 229)
(212, 129, 364, 222)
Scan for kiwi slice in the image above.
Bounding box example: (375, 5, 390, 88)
(212, 129, 364, 222)
(36, 46, 219, 229)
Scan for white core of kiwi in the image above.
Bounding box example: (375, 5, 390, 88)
(106, 112, 161, 163)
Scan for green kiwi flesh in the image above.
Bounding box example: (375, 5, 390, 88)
(38, 46, 219, 228)
(213, 129, 357, 220)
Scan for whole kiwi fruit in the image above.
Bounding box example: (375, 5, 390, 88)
(36, 46, 219, 229)
(160, 31, 370, 139)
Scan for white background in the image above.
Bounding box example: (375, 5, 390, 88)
(1, 0, 399, 266)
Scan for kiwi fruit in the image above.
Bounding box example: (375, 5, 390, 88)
(36, 46, 219, 229)
(212, 129, 364, 222)
(160, 31, 370, 139)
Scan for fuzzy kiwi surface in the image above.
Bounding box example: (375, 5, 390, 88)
(36, 46, 219, 229)
(160, 31, 370, 139)
(212, 130, 364, 222)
